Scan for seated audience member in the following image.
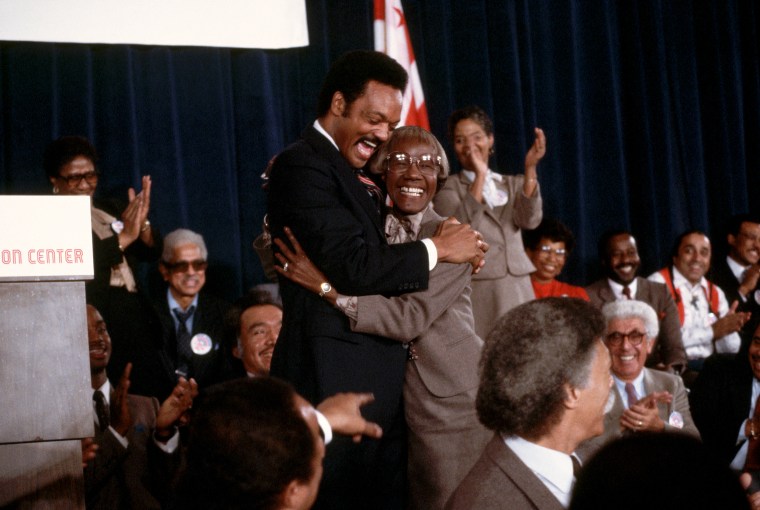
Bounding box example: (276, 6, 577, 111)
(523, 217, 589, 300)
(229, 289, 282, 378)
(84, 304, 197, 510)
(690, 319, 760, 473)
(576, 300, 698, 462)
(45, 136, 162, 391)
(570, 432, 749, 510)
(445, 298, 612, 510)
(586, 230, 686, 373)
(711, 214, 760, 332)
(172, 377, 383, 510)
(274, 125, 490, 510)
(649, 230, 750, 373)
(147, 228, 232, 400)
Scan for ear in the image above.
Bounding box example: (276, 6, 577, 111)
(330, 91, 346, 117)
(564, 382, 581, 410)
(281, 479, 308, 510)
(49, 176, 57, 186)
(232, 344, 242, 360)
(487, 133, 495, 149)
(646, 338, 654, 355)
(159, 263, 170, 282)
(727, 233, 737, 248)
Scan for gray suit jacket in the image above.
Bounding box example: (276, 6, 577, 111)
(434, 172, 542, 338)
(585, 276, 686, 370)
(576, 368, 700, 462)
(445, 434, 565, 510)
(352, 207, 482, 398)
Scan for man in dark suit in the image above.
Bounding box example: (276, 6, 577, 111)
(585, 230, 686, 373)
(690, 320, 760, 472)
(266, 50, 485, 509)
(446, 298, 612, 510)
(711, 214, 760, 331)
(84, 304, 196, 510)
(146, 228, 232, 400)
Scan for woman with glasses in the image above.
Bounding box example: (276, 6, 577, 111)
(273, 126, 490, 510)
(523, 217, 589, 301)
(433, 105, 545, 339)
(44, 136, 162, 393)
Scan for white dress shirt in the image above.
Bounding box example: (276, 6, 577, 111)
(461, 168, 509, 208)
(504, 435, 577, 508)
(608, 278, 638, 300)
(648, 267, 740, 358)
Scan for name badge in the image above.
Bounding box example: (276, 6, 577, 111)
(668, 411, 684, 429)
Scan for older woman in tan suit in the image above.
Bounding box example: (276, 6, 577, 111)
(433, 105, 545, 339)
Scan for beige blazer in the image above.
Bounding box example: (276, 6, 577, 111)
(352, 206, 482, 398)
(576, 368, 700, 462)
(434, 172, 542, 338)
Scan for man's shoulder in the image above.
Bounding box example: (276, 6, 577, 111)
(643, 367, 681, 388)
(636, 277, 671, 303)
(585, 279, 611, 305)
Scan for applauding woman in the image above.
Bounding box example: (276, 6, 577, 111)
(434, 105, 545, 339)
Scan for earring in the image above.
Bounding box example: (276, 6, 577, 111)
(489, 147, 495, 155)
(53, 186, 59, 194)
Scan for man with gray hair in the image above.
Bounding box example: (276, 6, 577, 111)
(147, 228, 232, 400)
(577, 300, 699, 462)
(446, 298, 612, 510)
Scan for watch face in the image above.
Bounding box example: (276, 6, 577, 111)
(320, 282, 331, 293)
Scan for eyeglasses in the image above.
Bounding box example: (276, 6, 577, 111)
(58, 171, 100, 186)
(386, 152, 441, 176)
(164, 260, 208, 273)
(538, 245, 567, 257)
(605, 331, 647, 346)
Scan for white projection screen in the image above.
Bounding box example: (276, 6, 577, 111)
(0, 0, 308, 49)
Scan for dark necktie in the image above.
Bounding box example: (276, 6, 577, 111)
(622, 286, 632, 300)
(570, 455, 582, 478)
(355, 168, 383, 214)
(173, 306, 196, 373)
(745, 395, 760, 471)
(93, 390, 109, 432)
(625, 382, 638, 408)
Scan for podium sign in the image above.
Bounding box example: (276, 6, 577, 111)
(0, 195, 93, 508)
(0, 195, 94, 281)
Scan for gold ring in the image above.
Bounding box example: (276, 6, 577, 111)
(283, 262, 289, 272)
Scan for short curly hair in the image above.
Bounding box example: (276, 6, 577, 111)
(523, 217, 577, 253)
(476, 298, 605, 439)
(369, 125, 449, 193)
(316, 50, 408, 118)
(43, 136, 98, 179)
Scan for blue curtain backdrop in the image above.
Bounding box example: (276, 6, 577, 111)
(1, 0, 758, 301)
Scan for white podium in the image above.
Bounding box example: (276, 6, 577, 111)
(0, 196, 94, 508)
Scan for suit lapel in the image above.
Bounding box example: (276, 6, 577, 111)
(489, 437, 565, 510)
(418, 206, 444, 239)
(303, 126, 384, 235)
(456, 173, 501, 222)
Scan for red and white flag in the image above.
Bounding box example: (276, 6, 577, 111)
(374, 0, 430, 130)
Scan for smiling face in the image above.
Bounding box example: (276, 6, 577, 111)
(452, 118, 494, 169)
(605, 317, 652, 382)
(383, 138, 439, 215)
(728, 221, 760, 267)
(673, 233, 711, 285)
(87, 305, 112, 372)
(160, 243, 207, 301)
(527, 238, 567, 283)
(235, 304, 282, 376)
(50, 156, 99, 197)
(328, 80, 402, 169)
(605, 234, 641, 285)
